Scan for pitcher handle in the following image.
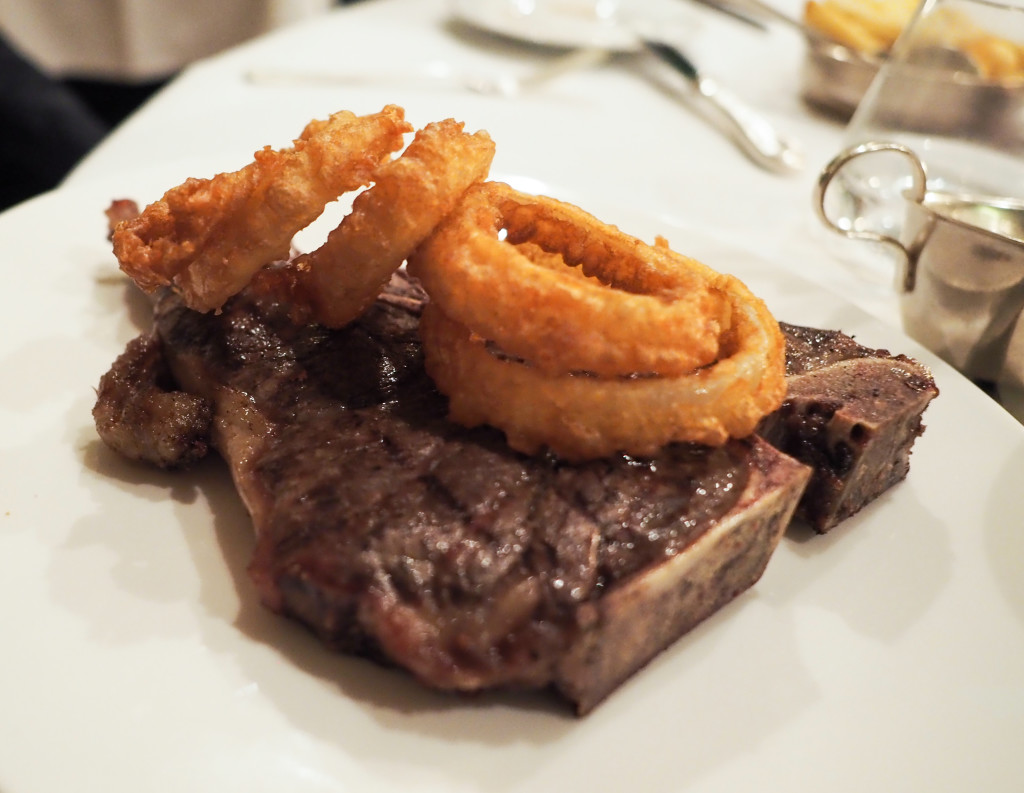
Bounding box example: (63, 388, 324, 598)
(813, 141, 928, 292)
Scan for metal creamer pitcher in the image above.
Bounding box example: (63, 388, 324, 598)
(816, 141, 1024, 383)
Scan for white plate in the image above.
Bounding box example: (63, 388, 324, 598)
(449, 0, 693, 51)
(1, 173, 1022, 793)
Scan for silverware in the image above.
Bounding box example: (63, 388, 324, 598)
(445, 1, 802, 174)
(245, 48, 612, 97)
(686, 0, 831, 43)
(642, 39, 803, 173)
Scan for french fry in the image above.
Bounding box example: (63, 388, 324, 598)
(805, 0, 1024, 83)
(804, 1, 888, 53)
(963, 36, 1024, 80)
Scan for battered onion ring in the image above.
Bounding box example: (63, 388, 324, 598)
(297, 119, 495, 328)
(408, 183, 730, 377)
(419, 286, 785, 460)
(112, 105, 411, 313)
(411, 182, 786, 460)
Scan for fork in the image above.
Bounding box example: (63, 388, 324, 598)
(245, 48, 612, 97)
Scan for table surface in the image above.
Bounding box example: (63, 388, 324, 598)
(64, 0, 904, 324)
(3, 3, 1024, 792)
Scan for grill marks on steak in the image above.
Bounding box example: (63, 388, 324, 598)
(267, 440, 757, 691)
(150, 278, 783, 700)
(759, 323, 938, 532)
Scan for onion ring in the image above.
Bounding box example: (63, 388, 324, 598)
(112, 105, 412, 313)
(411, 182, 786, 460)
(408, 182, 730, 377)
(420, 291, 785, 460)
(297, 119, 495, 328)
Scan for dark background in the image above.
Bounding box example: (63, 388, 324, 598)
(0, 0, 367, 211)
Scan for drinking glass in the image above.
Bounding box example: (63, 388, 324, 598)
(815, 0, 1024, 386)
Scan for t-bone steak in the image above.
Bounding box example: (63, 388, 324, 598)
(93, 273, 936, 712)
(94, 274, 815, 713)
(759, 322, 938, 532)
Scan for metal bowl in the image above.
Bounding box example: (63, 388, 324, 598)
(801, 35, 1024, 141)
(799, 38, 881, 120)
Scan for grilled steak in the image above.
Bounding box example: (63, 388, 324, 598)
(94, 333, 212, 468)
(93, 274, 937, 711)
(94, 273, 810, 713)
(759, 323, 938, 532)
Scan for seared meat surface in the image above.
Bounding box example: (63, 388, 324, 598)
(93, 274, 940, 708)
(760, 323, 938, 531)
(93, 333, 212, 468)
(94, 274, 810, 712)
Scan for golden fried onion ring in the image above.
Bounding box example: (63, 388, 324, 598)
(411, 183, 787, 461)
(113, 105, 412, 313)
(409, 183, 729, 377)
(297, 119, 495, 328)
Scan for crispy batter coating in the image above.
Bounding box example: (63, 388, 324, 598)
(420, 287, 785, 461)
(107, 106, 784, 462)
(298, 118, 495, 328)
(411, 183, 787, 460)
(112, 105, 411, 312)
(409, 182, 730, 378)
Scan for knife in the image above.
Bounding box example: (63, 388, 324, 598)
(686, 0, 770, 30)
(642, 39, 803, 173)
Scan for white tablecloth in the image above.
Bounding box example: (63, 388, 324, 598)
(62, 0, 904, 326)
(2, 4, 1023, 790)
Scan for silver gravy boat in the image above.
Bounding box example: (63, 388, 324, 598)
(815, 141, 1024, 384)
